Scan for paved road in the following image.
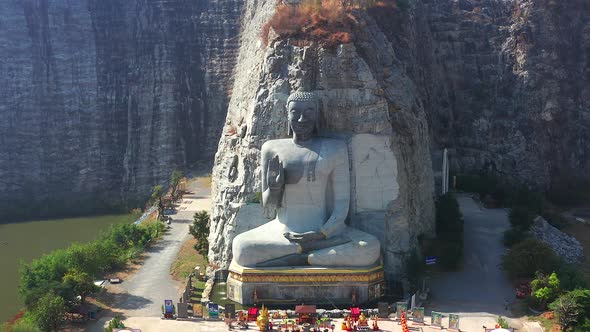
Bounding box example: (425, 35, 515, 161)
(113, 178, 211, 317)
(428, 195, 515, 315)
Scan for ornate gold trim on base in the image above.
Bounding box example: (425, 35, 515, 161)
(226, 263, 386, 305)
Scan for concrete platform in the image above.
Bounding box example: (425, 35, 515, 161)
(226, 262, 385, 305)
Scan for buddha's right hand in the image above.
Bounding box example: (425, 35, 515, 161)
(267, 155, 284, 191)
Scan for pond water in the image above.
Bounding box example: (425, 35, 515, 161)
(210, 282, 243, 310)
(0, 214, 134, 323)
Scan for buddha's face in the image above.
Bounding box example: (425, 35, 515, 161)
(288, 100, 317, 137)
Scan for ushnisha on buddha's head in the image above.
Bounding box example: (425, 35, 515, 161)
(287, 91, 319, 142)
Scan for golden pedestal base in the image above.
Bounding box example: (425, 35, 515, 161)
(226, 263, 385, 305)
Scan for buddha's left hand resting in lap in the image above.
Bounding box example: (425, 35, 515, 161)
(231, 91, 381, 267)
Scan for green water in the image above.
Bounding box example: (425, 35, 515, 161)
(211, 282, 243, 310)
(0, 214, 134, 323)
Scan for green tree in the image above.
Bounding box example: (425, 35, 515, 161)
(551, 292, 581, 331)
(151, 185, 165, 220)
(62, 269, 97, 305)
(509, 207, 536, 231)
(190, 211, 210, 258)
(34, 292, 66, 332)
(170, 170, 184, 198)
(530, 272, 561, 310)
(501, 239, 559, 279)
(434, 193, 464, 269)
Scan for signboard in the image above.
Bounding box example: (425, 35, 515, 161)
(396, 302, 407, 319)
(426, 256, 437, 265)
(449, 314, 460, 330)
(431, 311, 443, 327)
(413, 307, 424, 324)
(164, 300, 174, 315)
(225, 303, 236, 318)
(193, 303, 203, 318)
(177, 302, 188, 318)
(208, 303, 219, 318)
(377, 302, 389, 318)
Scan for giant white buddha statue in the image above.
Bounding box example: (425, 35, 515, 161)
(231, 91, 381, 267)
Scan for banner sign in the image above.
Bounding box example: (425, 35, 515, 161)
(164, 300, 174, 314)
(378, 302, 389, 318)
(208, 303, 219, 318)
(449, 313, 460, 330)
(431, 311, 443, 327)
(396, 302, 407, 319)
(413, 307, 424, 323)
(193, 303, 203, 318)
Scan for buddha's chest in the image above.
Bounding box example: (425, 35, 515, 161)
(278, 147, 330, 184)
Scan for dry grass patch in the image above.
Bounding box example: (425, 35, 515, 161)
(529, 311, 561, 332)
(563, 222, 590, 275)
(170, 237, 208, 282)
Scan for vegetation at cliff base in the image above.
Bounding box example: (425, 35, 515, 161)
(418, 193, 464, 271)
(15, 221, 165, 331)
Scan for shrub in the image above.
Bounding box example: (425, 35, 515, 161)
(501, 239, 559, 279)
(547, 172, 590, 207)
(507, 186, 544, 213)
(531, 272, 561, 309)
(434, 193, 464, 270)
(405, 250, 426, 292)
(503, 228, 528, 247)
(436, 193, 463, 235)
(542, 210, 568, 229)
(34, 292, 66, 332)
(496, 316, 509, 328)
(509, 207, 536, 231)
(261, 0, 358, 48)
(555, 261, 590, 291)
(550, 291, 584, 332)
(104, 316, 125, 332)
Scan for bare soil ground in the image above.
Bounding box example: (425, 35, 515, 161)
(562, 221, 590, 274)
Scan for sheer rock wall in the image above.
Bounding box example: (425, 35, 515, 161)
(209, 0, 590, 277)
(381, 0, 590, 185)
(0, 0, 242, 218)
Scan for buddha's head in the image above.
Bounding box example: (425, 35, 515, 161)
(286, 91, 319, 138)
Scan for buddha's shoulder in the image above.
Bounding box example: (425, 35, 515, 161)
(261, 138, 291, 150)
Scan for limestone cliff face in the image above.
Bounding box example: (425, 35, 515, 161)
(209, 0, 590, 277)
(0, 0, 241, 218)
(379, 0, 590, 185)
(209, 0, 435, 278)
